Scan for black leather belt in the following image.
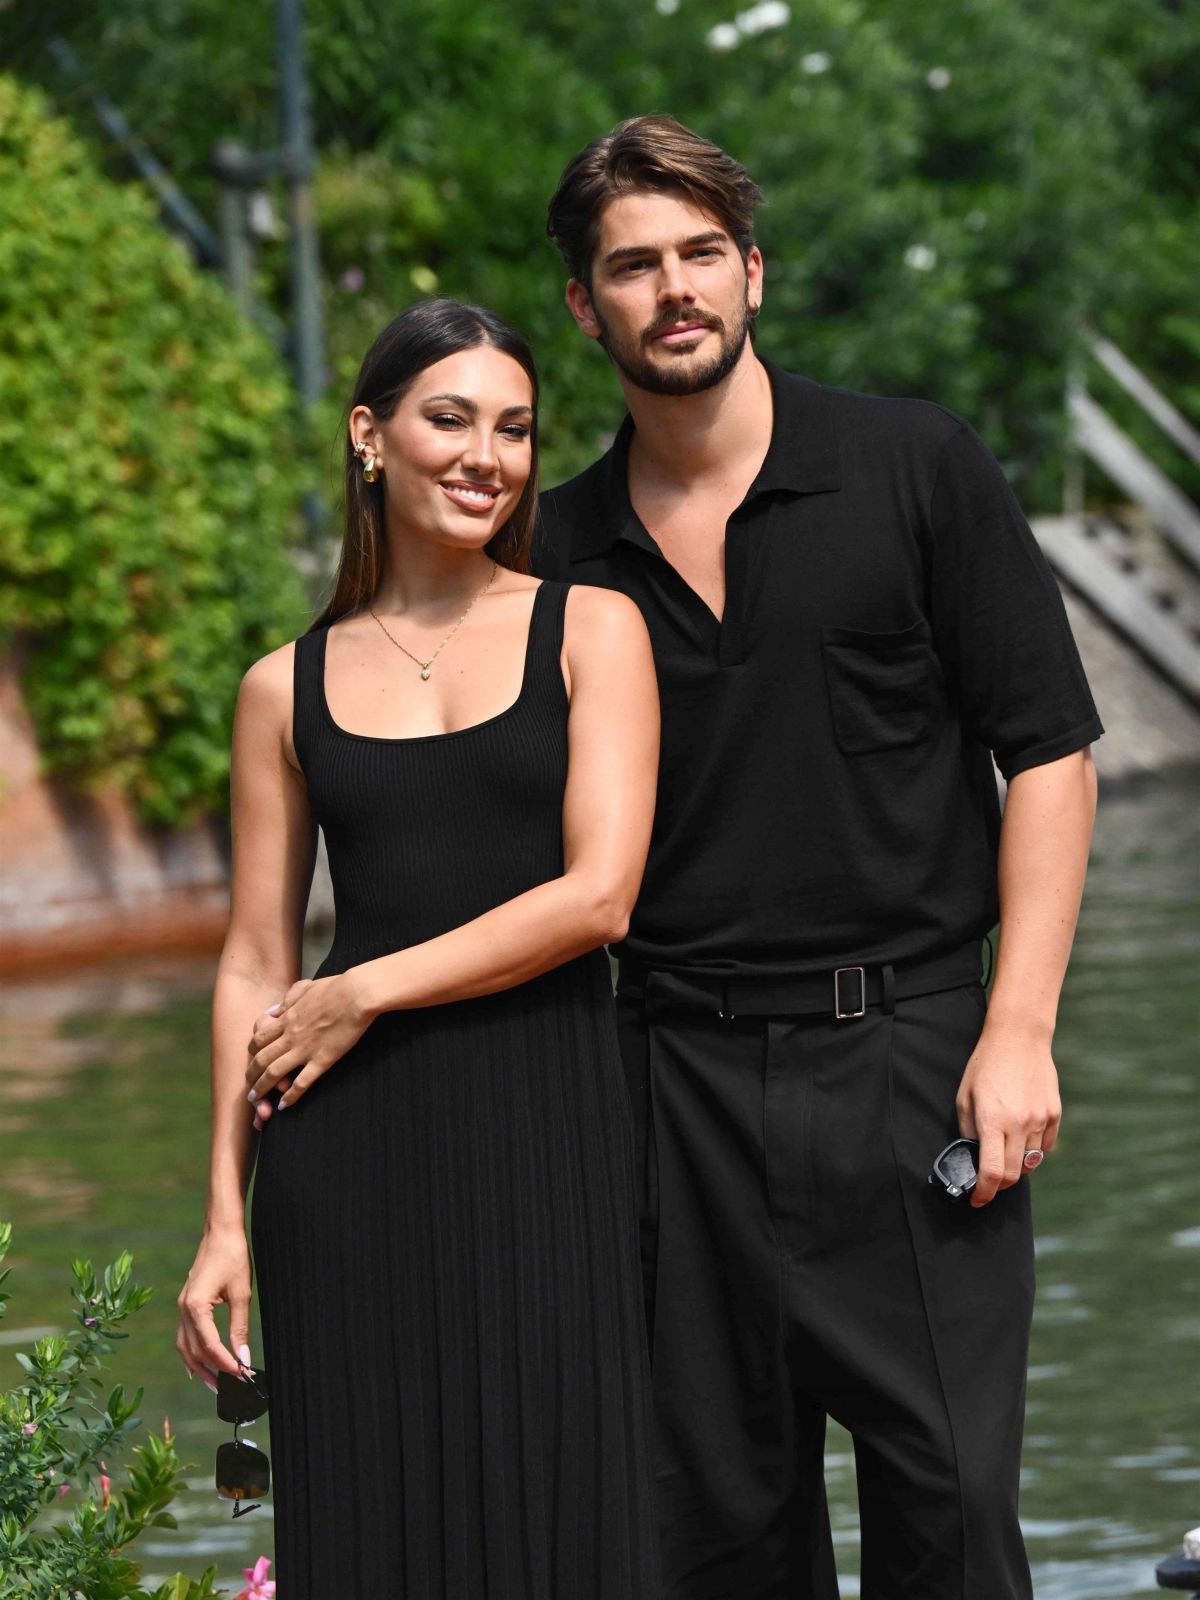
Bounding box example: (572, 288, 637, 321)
(616, 943, 985, 1021)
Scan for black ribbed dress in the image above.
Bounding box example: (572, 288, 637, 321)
(250, 581, 660, 1599)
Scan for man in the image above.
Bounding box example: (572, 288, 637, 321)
(535, 116, 1101, 1600)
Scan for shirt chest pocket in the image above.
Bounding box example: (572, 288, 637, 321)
(820, 618, 942, 755)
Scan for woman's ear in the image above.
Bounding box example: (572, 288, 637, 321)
(348, 403, 378, 455)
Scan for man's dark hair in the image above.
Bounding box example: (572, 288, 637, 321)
(546, 115, 764, 288)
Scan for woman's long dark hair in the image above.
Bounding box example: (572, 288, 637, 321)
(312, 298, 540, 630)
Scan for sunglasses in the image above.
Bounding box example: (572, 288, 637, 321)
(928, 1137, 980, 1200)
(215, 1366, 270, 1519)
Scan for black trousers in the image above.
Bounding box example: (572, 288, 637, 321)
(615, 978, 1035, 1600)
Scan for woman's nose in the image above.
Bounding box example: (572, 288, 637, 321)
(461, 430, 497, 473)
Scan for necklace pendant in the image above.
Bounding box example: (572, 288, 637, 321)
(420, 666, 431, 681)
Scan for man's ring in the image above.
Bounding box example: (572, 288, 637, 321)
(1022, 1149, 1045, 1172)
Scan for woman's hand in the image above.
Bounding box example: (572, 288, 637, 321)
(245, 971, 374, 1118)
(177, 1227, 254, 1391)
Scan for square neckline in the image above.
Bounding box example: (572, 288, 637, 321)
(315, 580, 548, 745)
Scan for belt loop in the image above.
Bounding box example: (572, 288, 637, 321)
(718, 978, 736, 1021)
(881, 962, 895, 1015)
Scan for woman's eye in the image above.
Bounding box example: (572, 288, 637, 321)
(501, 426, 531, 441)
(431, 413, 465, 429)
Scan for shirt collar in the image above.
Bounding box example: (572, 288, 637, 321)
(572, 356, 842, 562)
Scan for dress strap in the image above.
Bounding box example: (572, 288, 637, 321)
(291, 627, 326, 775)
(518, 580, 570, 716)
(538, 579, 571, 651)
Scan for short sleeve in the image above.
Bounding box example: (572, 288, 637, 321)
(927, 421, 1103, 779)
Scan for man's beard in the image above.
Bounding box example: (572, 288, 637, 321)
(594, 294, 753, 398)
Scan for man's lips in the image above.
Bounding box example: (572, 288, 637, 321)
(653, 323, 713, 345)
(440, 481, 502, 514)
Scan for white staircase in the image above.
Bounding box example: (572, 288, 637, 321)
(1031, 336, 1200, 711)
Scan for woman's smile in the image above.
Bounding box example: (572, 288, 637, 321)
(439, 479, 503, 514)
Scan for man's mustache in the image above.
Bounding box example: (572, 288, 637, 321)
(642, 309, 725, 344)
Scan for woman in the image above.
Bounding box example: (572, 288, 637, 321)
(177, 299, 661, 1598)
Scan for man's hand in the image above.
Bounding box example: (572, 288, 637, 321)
(958, 748, 1094, 1208)
(955, 1018, 1061, 1208)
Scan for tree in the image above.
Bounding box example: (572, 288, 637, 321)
(5, 0, 1196, 501)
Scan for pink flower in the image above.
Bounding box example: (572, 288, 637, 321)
(21, 1422, 36, 1435)
(235, 1556, 276, 1600)
(98, 1472, 111, 1510)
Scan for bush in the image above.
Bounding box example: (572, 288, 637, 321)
(0, 1220, 223, 1599)
(0, 76, 309, 825)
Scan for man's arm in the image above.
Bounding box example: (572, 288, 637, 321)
(956, 746, 1098, 1207)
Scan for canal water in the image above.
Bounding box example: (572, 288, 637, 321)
(1, 770, 1196, 1596)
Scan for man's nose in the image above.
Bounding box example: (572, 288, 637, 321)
(657, 254, 695, 305)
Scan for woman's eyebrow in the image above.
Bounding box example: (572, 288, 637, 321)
(425, 392, 477, 411)
(423, 394, 533, 420)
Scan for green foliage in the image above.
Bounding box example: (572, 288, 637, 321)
(0, 76, 309, 824)
(0, 1222, 223, 1599)
(10, 0, 1196, 506)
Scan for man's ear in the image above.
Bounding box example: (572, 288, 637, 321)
(565, 278, 603, 340)
(746, 245, 765, 315)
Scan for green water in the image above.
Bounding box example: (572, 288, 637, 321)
(1, 772, 1196, 1597)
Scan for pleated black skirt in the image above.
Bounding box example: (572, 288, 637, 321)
(251, 952, 661, 1599)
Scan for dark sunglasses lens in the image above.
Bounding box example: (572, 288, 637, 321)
(936, 1141, 978, 1192)
(216, 1368, 269, 1423)
(216, 1439, 270, 1500)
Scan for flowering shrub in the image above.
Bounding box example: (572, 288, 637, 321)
(234, 1557, 275, 1600)
(0, 1220, 222, 1599)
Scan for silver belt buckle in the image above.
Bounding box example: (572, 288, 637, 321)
(834, 965, 867, 1020)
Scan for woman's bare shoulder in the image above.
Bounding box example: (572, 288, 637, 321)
(490, 570, 543, 602)
(237, 637, 300, 723)
(563, 582, 647, 641)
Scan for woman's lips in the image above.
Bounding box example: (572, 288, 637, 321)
(440, 482, 502, 514)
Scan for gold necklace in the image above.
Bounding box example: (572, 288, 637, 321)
(369, 562, 498, 681)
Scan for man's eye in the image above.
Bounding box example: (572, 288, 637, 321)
(618, 261, 649, 274)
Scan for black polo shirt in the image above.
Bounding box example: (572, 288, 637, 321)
(535, 358, 1103, 979)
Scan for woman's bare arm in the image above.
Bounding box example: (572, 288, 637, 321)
(177, 644, 316, 1384)
(245, 588, 658, 1109)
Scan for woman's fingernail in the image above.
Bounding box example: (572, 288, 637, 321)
(247, 1089, 257, 1104)
(186, 1369, 194, 1381)
(238, 1344, 253, 1367)
(277, 1096, 288, 1109)
(267, 1003, 283, 1016)
(204, 1377, 219, 1394)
